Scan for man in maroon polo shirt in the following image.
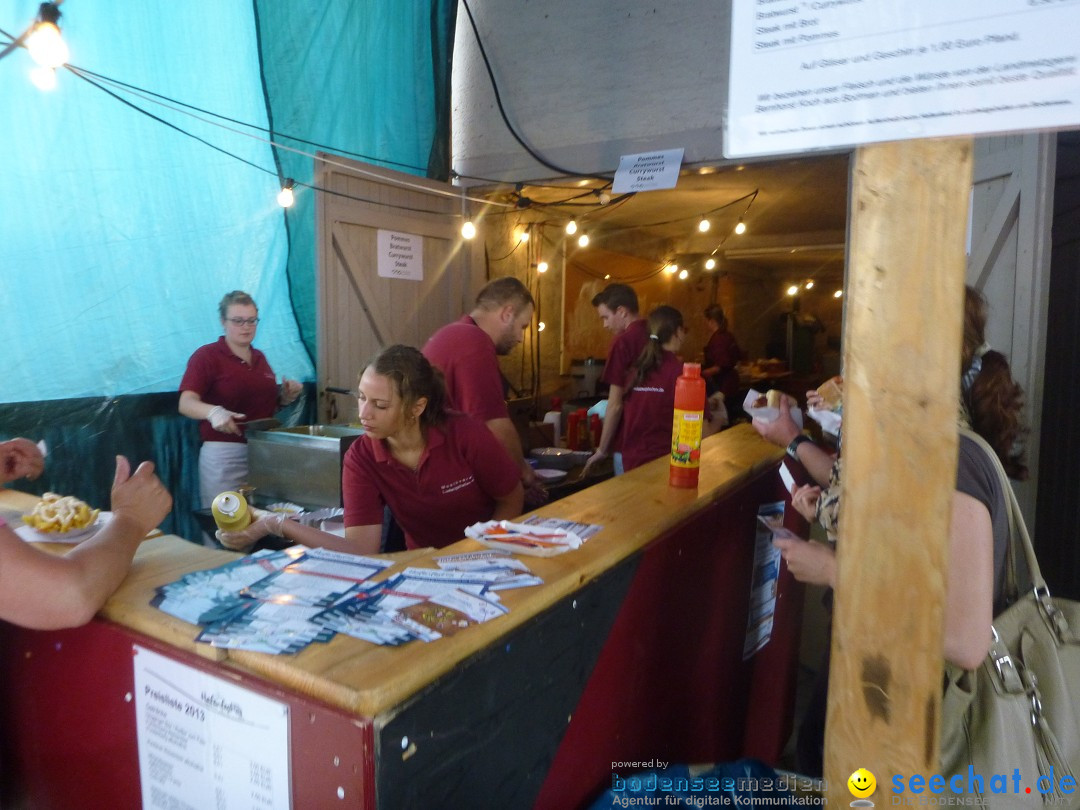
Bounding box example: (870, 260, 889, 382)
(423, 276, 545, 504)
(583, 283, 649, 476)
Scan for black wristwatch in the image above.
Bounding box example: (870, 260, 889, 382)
(786, 434, 813, 461)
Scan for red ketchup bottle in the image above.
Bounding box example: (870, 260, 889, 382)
(670, 362, 706, 488)
(567, 410, 583, 451)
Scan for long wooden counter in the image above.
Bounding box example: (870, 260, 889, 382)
(0, 425, 802, 809)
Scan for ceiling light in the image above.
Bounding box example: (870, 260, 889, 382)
(277, 179, 295, 208)
(664, 263, 678, 275)
(786, 285, 799, 296)
(461, 220, 477, 240)
(734, 220, 747, 236)
(26, 3, 69, 68)
(604, 274, 611, 280)
(565, 220, 578, 235)
(678, 269, 689, 280)
(704, 257, 717, 271)
(537, 260, 549, 273)
(537, 321, 546, 332)
(804, 280, 814, 290)
(577, 233, 589, 248)
(698, 218, 710, 233)
(834, 289, 843, 298)
(517, 226, 529, 243)
(595, 189, 611, 205)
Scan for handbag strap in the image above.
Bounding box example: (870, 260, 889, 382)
(958, 428, 1045, 595)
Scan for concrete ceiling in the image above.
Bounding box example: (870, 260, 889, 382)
(477, 151, 850, 283)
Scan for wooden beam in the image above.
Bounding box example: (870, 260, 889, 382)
(825, 138, 972, 802)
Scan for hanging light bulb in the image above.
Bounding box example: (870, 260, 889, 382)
(603, 274, 611, 280)
(664, 263, 678, 275)
(834, 289, 843, 299)
(26, 3, 69, 69)
(704, 257, 717, 271)
(804, 280, 814, 290)
(678, 269, 689, 280)
(597, 190, 611, 205)
(459, 186, 475, 239)
(277, 179, 295, 208)
(565, 219, 578, 236)
(537, 260, 549, 274)
(29, 65, 57, 91)
(734, 219, 747, 235)
(786, 284, 799, 296)
(698, 217, 711, 233)
(577, 233, 589, 248)
(537, 321, 546, 332)
(517, 226, 530, 243)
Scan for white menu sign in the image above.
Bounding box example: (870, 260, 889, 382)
(134, 645, 291, 810)
(377, 229, 423, 281)
(726, 1, 1080, 158)
(612, 148, 685, 193)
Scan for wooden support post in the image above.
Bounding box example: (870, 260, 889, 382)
(824, 138, 973, 803)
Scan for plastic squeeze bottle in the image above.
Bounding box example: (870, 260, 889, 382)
(211, 491, 252, 532)
(543, 396, 563, 447)
(670, 362, 706, 488)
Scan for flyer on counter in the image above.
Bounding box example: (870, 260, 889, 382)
(743, 501, 784, 660)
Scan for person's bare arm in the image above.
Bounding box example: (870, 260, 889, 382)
(752, 396, 833, 487)
(491, 482, 525, 522)
(218, 515, 382, 556)
(583, 384, 626, 474)
(0, 457, 171, 629)
(179, 390, 244, 435)
(944, 491, 994, 669)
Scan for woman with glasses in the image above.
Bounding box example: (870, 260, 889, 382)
(179, 290, 302, 514)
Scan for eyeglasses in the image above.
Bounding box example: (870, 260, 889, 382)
(226, 317, 259, 326)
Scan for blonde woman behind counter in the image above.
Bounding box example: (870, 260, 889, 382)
(219, 345, 524, 554)
(178, 291, 302, 510)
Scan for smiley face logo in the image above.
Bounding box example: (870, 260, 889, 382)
(848, 767, 877, 798)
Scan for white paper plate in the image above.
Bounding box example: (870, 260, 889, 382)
(534, 468, 568, 482)
(15, 511, 111, 544)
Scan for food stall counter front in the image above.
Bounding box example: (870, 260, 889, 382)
(0, 425, 803, 809)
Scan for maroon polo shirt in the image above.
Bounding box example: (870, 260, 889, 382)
(179, 337, 278, 443)
(599, 317, 651, 451)
(422, 316, 508, 422)
(620, 351, 683, 472)
(341, 413, 520, 549)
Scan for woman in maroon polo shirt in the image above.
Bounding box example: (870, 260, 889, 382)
(179, 291, 302, 511)
(620, 306, 719, 472)
(218, 345, 523, 554)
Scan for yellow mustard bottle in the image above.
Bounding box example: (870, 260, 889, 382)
(211, 491, 251, 532)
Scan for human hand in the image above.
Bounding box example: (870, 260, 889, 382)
(0, 438, 45, 484)
(110, 456, 172, 537)
(790, 484, 822, 523)
(774, 536, 836, 588)
(752, 396, 801, 448)
(207, 405, 246, 435)
(581, 449, 608, 478)
(805, 390, 825, 411)
(280, 379, 303, 406)
(216, 511, 287, 552)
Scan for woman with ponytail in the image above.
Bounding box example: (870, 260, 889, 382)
(620, 306, 718, 471)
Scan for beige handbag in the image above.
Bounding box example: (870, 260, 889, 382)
(940, 430, 1080, 804)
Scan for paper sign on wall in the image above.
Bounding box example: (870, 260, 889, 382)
(133, 645, 291, 809)
(377, 229, 423, 281)
(612, 148, 684, 193)
(726, 1, 1080, 158)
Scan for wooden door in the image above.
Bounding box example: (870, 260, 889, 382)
(967, 133, 1056, 525)
(315, 155, 482, 423)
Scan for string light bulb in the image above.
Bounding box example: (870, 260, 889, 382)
(678, 269, 689, 280)
(459, 187, 475, 239)
(834, 289, 843, 298)
(26, 3, 69, 69)
(565, 219, 578, 236)
(577, 233, 590, 248)
(516, 226, 529, 243)
(704, 257, 717, 271)
(786, 284, 799, 296)
(277, 179, 295, 208)
(537, 260, 549, 273)
(537, 321, 546, 332)
(804, 280, 814, 290)
(664, 263, 678, 275)
(698, 217, 710, 233)
(597, 190, 611, 205)
(734, 219, 747, 235)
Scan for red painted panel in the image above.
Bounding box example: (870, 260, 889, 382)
(0, 622, 376, 809)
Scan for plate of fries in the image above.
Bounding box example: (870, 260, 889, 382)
(20, 492, 107, 543)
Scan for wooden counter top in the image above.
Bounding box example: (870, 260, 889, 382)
(1, 424, 782, 719)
